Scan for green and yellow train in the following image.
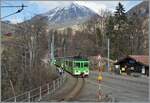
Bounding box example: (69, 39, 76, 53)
(54, 56, 90, 77)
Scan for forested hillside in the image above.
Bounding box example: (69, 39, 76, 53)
(52, 1, 148, 59)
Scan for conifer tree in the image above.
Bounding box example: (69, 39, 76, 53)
(105, 2, 129, 59)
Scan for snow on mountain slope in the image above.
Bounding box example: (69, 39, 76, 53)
(39, 3, 99, 27)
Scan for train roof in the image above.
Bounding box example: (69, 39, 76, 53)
(65, 56, 88, 61)
(55, 56, 89, 61)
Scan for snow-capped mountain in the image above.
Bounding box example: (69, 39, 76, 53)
(32, 3, 99, 28)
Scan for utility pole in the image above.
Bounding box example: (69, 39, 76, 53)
(63, 41, 66, 58)
(51, 33, 55, 64)
(30, 36, 34, 69)
(97, 55, 103, 101)
(28, 36, 34, 89)
(107, 38, 110, 72)
(48, 34, 51, 57)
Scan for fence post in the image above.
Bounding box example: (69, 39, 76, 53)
(53, 80, 55, 92)
(39, 86, 42, 101)
(111, 95, 115, 102)
(61, 76, 63, 85)
(63, 74, 66, 83)
(58, 78, 60, 88)
(14, 96, 16, 102)
(59, 78, 61, 87)
(28, 92, 30, 102)
(56, 79, 58, 89)
(55, 79, 57, 89)
(47, 83, 50, 95)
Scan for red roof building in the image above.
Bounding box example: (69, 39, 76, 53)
(129, 55, 149, 65)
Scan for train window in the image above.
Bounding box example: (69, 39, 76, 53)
(65, 61, 68, 66)
(69, 61, 72, 67)
(75, 63, 80, 67)
(84, 62, 88, 67)
(81, 63, 84, 68)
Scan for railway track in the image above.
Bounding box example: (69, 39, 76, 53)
(41, 73, 85, 102)
(58, 77, 85, 101)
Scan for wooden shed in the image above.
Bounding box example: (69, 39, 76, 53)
(114, 55, 149, 76)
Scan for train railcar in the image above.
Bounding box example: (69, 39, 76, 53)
(54, 56, 90, 77)
(64, 56, 90, 77)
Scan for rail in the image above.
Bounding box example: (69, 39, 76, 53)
(60, 78, 85, 101)
(3, 74, 67, 102)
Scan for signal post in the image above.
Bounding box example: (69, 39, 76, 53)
(97, 55, 103, 101)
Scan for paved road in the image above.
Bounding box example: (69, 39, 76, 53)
(41, 71, 149, 102)
(86, 71, 149, 102)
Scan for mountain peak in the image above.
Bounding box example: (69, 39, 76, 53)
(70, 2, 77, 6)
(63, 2, 83, 10)
(69, 2, 80, 7)
(36, 3, 99, 28)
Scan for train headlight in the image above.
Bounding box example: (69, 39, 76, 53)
(74, 70, 80, 75)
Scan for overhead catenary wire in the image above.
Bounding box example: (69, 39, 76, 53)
(0, 4, 27, 19)
(1, 5, 27, 8)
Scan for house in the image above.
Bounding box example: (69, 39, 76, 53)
(1, 21, 16, 35)
(114, 55, 149, 76)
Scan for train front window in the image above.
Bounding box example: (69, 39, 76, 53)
(75, 63, 80, 67)
(84, 62, 88, 67)
(81, 63, 84, 68)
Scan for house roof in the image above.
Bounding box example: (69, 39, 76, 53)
(129, 55, 149, 65)
(114, 55, 149, 66)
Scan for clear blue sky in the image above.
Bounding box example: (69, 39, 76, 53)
(1, 0, 143, 24)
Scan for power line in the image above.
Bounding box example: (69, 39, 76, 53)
(1, 5, 27, 8)
(0, 4, 27, 19)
